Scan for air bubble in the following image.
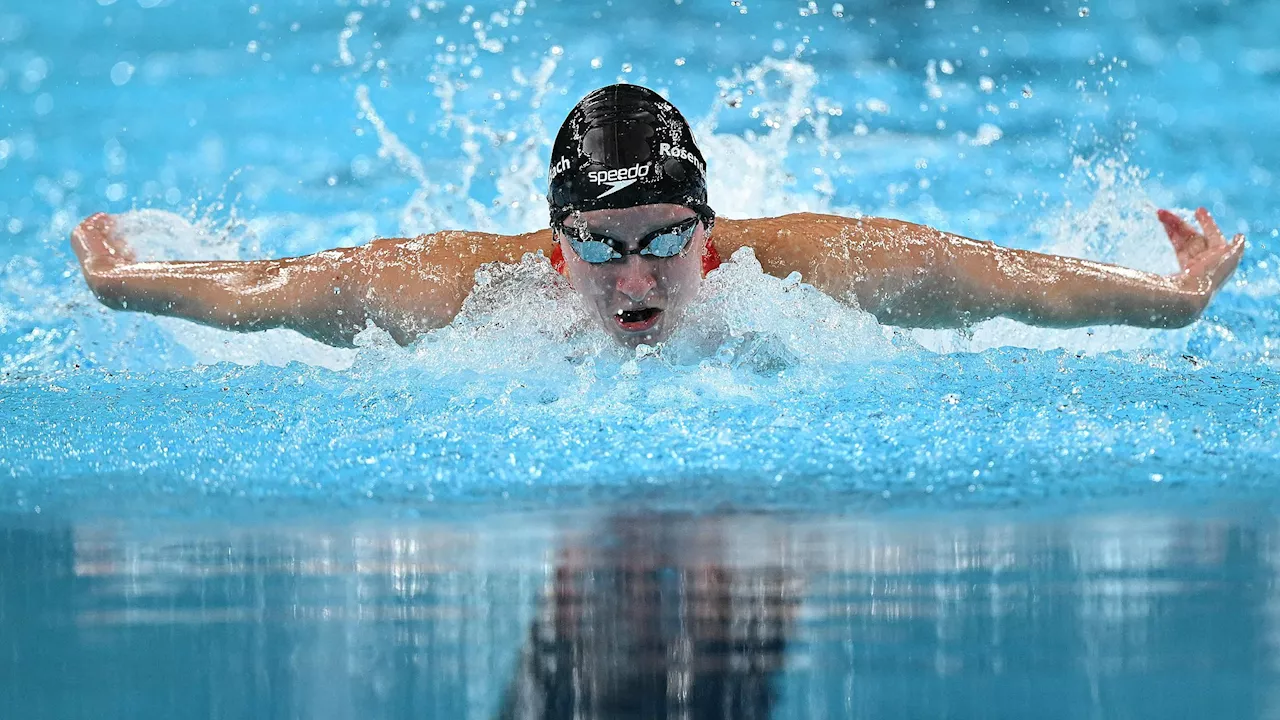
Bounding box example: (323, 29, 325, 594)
(1079, 6, 1090, 17)
(109, 61, 134, 86)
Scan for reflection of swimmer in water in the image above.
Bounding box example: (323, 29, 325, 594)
(495, 515, 799, 720)
(72, 84, 1244, 350)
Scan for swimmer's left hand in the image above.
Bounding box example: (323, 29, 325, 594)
(71, 212, 137, 276)
(1156, 207, 1246, 318)
(71, 212, 142, 307)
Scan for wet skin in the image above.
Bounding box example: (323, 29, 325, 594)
(70, 203, 1245, 348)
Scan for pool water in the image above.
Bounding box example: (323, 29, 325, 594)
(5, 509, 1279, 719)
(2, 0, 1279, 716)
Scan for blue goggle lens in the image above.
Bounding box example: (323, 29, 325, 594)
(567, 237, 621, 263)
(559, 219, 698, 265)
(640, 227, 692, 258)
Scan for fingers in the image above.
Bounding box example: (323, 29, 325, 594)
(1210, 234, 1246, 290)
(72, 213, 114, 243)
(70, 212, 128, 268)
(1157, 208, 1195, 246)
(1195, 207, 1227, 248)
(70, 214, 105, 264)
(1157, 208, 1205, 262)
(76, 212, 115, 237)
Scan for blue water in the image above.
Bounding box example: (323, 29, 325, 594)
(2, 0, 1279, 716)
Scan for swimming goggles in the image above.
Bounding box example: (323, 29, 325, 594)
(554, 217, 700, 264)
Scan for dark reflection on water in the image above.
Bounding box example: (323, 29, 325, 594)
(498, 516, 798, 720)
(0, 508, 1273, 719)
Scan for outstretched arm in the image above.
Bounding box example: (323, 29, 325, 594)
(718, 208, 1245, 329)
(71, 213, 550, 347)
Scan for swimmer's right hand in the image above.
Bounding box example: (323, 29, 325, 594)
(71, 213, 136, 300)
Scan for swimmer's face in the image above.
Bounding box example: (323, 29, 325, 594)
(557, 204, 708, 348)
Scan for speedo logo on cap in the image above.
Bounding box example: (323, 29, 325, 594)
(587, 162, 651, 199)
(660, 142, 706, 176)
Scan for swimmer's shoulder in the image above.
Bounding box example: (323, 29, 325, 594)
(365, 227, 553, 270)
(713, 213, 913, 311)
(714, 213, 887, 272)
(344, 228, 551, 340)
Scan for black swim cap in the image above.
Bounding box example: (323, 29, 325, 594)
(547, 84, 714, 226)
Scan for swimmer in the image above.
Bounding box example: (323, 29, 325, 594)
(71, 84, 1245, 349)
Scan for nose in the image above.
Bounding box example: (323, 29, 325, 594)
(615, 255, 657, 302)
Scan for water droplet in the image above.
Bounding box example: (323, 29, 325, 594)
(109, 61, 134, 86)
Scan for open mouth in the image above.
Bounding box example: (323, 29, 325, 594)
(614, 307, 662, 332)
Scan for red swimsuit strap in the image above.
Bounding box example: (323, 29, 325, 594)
(549, 239, 722, 277)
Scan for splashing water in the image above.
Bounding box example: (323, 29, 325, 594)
(1, 0, 1278, 519)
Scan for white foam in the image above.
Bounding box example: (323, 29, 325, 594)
(114, 208, 242, 262)
(666, 247, 897, 367)
(333, 246, 901, 412)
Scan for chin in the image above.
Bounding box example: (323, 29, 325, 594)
(611, 329, 666, 348)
